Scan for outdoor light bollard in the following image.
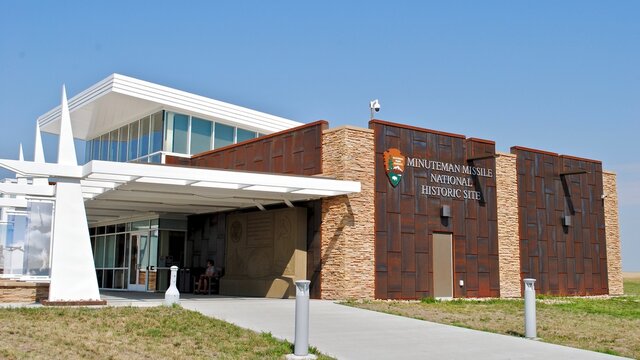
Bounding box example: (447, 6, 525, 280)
(164, 266, 180, 306)
(524, 278, 537, 339)
(286, 280, 317, 360)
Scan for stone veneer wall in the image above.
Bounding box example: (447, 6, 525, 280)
(603, 171, 623, 295)
(0, 281, 49, 303)
(495, 152, 521, 297)
(320, 126, 375, 299)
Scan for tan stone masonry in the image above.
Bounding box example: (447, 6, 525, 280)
(320, 126, 375, 299)
(495, 152, 521, 297)
(603, 171, 623, 295)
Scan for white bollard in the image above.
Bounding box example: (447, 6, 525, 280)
(164, 266, 180, 306)
(287, 280, 317, 360)
(524, 278, 537, 339)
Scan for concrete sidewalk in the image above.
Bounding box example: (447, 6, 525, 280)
(102, 292, 629, 360)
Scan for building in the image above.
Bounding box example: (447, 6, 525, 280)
(0, 74, 623, 303)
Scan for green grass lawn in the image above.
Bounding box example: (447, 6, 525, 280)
(346, 276, 640, 359)
(0, 305, 333, 360)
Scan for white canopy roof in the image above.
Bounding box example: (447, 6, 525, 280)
(0, 159, 360, 224)
(37, 74, 302, 140)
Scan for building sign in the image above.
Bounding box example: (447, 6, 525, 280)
(383, 148, 493, 201)
(383, 148, 406, 187)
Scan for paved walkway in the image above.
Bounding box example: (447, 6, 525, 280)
(101, 291, 628, 360)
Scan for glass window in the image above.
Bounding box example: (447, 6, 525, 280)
(173, 113, 189, 154)
(214, 123, 234, 149)
(190, 117, 212, 154)
(149, 153, 161, 163)
(109, 130, 118, 161)
(105, 235, 116, 267)
(237, 128, 256, 143)
(164, 112, 189, 154)
(149, 232, 158, 268)
(129, 121, 139, 161)
(118, 126, 128, 162)
(100, 134, 109, 161)
(139, 116, 151, 157)
(115, 234, 127, 268)
(95, 236, 105, 268)
(114, 269, 125, 289)
(104, 270, 113, 289)
(150, 111, 163, 153)
(91, 138, 100, 161)
(84, 141, 92, 163)
(131, 220, 149, 231)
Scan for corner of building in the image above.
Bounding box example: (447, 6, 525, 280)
(602, 170, 624, 295)
(320, 126, 375, 300)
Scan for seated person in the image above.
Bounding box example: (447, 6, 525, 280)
(195, 260, 218, 294)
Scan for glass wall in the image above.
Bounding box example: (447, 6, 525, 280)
(84, 109, 263, 164)
(90, 218, 186, 291)
(0, 200, 54, 277)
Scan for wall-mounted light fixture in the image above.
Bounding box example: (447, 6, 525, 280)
(284, 199, 294, 208)
(562, 215, 572, 227)
(441, 205, 451, 218)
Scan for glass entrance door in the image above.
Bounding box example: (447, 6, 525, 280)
(128, 232, 150, 291)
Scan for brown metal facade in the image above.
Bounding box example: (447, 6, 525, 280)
(512, 147, 608, 295)
(371, 120, 499, 299)
(165, 120, 327, 176)
(167, 121, 327, 297)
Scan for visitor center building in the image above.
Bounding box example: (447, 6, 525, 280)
(0, 74, 623, 303)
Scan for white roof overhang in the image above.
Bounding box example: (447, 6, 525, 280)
(37, 74, 302, 140)
(0, 159, 359, 224)
(81, 161, 359, 223)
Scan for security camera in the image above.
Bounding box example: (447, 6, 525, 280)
(370, 99, 381, 112)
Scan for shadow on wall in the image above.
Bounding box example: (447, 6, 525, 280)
(320, 196, 354, 288)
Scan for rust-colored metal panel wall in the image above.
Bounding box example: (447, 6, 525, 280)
(512, 147, 608, 296)
(371, 120, 499, 299)
(165, 121, 327, 175)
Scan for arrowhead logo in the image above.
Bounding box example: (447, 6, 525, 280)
(383, 148, 405, 187)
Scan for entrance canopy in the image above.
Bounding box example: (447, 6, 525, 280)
(0, 159, 360, 224)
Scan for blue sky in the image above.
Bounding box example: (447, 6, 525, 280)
(1, 1, 638, 270)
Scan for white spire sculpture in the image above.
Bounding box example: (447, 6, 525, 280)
(57, 85, 77, 166)
(34, 123, 45, 164)
(32, 123, 48, 186)
(47, 85, 103, 304)
(16, 144, 27, 185)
